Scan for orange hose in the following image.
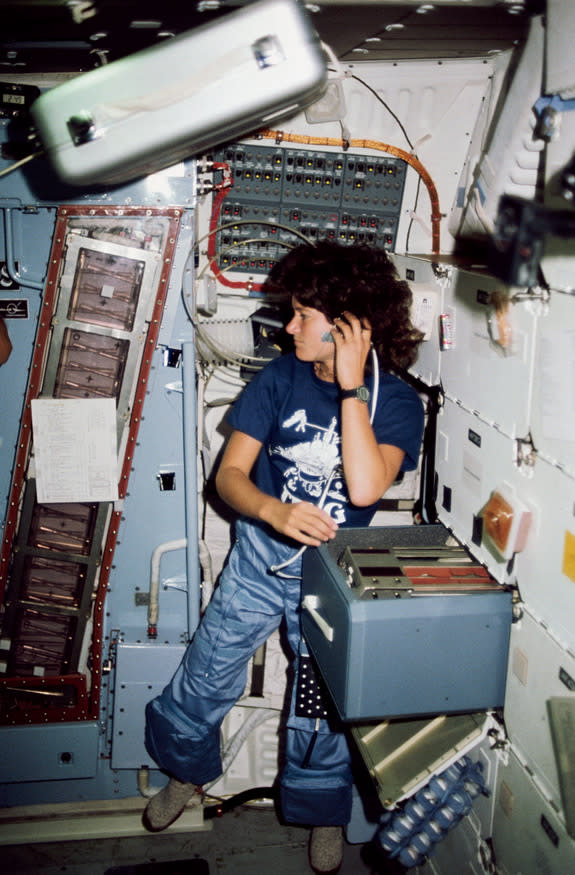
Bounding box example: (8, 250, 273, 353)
(259, 131, 441, 256)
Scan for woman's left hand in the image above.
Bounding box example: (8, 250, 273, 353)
(331, 311, 372, 390)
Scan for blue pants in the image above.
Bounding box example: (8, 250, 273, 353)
(145, 518, 353, 826)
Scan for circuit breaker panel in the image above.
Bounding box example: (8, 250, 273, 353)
(209, 141, 407, 274)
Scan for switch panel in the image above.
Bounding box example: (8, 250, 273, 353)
(210, 143, 407, 274)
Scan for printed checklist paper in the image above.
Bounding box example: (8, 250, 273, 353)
(31, 397, 119, 503)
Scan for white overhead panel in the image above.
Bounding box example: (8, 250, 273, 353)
(447, 14, 544, 244)
(544, 0, 575, 99)
(535, 0, 575, 294)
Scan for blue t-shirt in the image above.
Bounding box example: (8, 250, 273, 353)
(227, 353, 424, 528)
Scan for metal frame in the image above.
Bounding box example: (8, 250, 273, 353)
(0, 205, 182, 724)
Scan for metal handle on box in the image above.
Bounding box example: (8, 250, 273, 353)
(302, 595, 334, 643)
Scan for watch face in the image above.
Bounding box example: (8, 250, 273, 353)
(357, 385, 370, 402)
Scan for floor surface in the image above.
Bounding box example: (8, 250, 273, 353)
(2, 803, 397, 875)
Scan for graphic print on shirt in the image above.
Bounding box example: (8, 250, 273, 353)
(269, 410, 348, 524)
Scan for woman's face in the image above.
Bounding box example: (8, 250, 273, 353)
(285, 297, 335, 368)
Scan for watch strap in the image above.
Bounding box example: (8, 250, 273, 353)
(340, 385, 370, 403)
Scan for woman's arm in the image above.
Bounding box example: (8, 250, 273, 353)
(215, 430, 338, 546)
(0, 318, 12, 366)
(340, 401, 405, 505)
(332, 311, 405, 506)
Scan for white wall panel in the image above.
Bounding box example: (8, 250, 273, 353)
(492, 748, 575, 875)
(440, 267, 537, 438)
(503, 607, 575, 817)
(512, 454, 575, 653)
(392, 253, 443, 388)
(412, 733, 502, 875)
(469, 735, 504, 841)
(419, 814, 489, 875)
(530, 290, 575, 479)
(435, 398, 533, 584)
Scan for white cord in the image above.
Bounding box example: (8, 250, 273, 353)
(269, 347, 379, 577)
(370, 348, 379, 424)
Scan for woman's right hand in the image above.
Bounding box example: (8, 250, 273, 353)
(261, 497, 338, 546)
(216, 430, 338, 546)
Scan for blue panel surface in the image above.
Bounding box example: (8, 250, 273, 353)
(111, 642, 186, 769)
(0, 208, 56, 526)
(0, 722, 99, 783)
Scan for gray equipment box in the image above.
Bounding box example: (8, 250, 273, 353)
(30, 0, 326, 187)
(301, 525, 513, 722)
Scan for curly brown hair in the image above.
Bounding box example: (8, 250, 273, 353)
(262, 241, 424, 372)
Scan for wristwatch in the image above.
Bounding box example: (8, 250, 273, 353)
(340, 385, 370, 404)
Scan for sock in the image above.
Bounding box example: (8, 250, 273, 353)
(309, 825, 344, 873)
(142, 777, 203, 832)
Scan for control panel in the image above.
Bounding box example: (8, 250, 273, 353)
(210, 142, 407, 274)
